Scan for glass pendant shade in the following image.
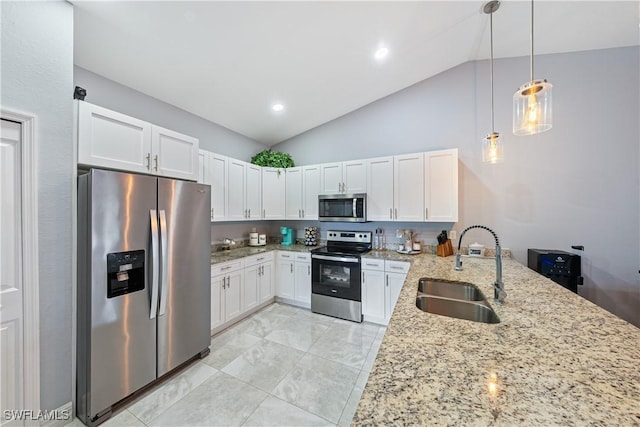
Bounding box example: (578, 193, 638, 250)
(513, 79, 552, 135)
(482, 132, 504, 164)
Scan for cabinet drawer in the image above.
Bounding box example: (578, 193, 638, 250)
(385, 260, 410, 274)
(294, 253, 311, 262)
(362, 259, 384, 271)
(278, 252, 294, 261)
(211, 259, 243, 276)
(244, 252, 274, 267)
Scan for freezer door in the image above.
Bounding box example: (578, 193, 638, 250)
(157, 178, 211, 376)
(80, 169, 158, 420)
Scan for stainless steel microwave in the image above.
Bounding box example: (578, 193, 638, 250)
(318, 193, 367, 222)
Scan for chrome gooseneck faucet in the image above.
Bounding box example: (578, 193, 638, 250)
(454, 225, 506, 303)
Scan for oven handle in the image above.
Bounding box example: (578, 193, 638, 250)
(311, 254, 360, 264)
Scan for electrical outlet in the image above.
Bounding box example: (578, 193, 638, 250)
(396, 229, 404, 239)
(450, 230, 457, 241)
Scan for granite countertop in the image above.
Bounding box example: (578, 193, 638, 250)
(353, 254, 640, 425)
(210, 243, 317, 264)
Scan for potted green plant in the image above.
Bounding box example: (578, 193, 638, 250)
(250, 149, 295, 168)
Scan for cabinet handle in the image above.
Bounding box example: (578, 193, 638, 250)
(390, 208, 393, 220)
(222, 277, 226, 289)
(394, 208, 398, 219)
(154, 154, 159, 171)
(263, 209, 266, 218)
(308, 265, 310, 275)
(257, 257, 264, 261)
(367, 263, 380, 267)
(386, 274, 389, 287)
(362, 271, 365, 282)
(221, 265, 232, 271)
(299, 209, 301, 218)
(290, 264, 293, 273)
(146, 153, 151, 170)
(389, 265, 404, 270)
(425, 208, 428, 220)
(249, 209, 251, 217)
(261, 265, 265, 275)
(302, 208, 304, 217)
(211, 208, 214, 219)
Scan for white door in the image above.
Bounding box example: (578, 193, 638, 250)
(394, 153, 425, 222)
(224, 270, 243, 322)
(152, 125, 199, 181)
(302, 165, 321, 220)
(209, 153, 227, 221)
(259, 262, 274, 303)
(262, 168, 286, 219)
(386, 272, 406, 322)
(76, 101, 152, 174)
(227, 159, 246, 221)
(362, 269, 386, 324)
(276, 259, 295, 299)
(294, 261, 311, 304)
(285, 167, 303, 219)
(425, 149, 459, 222)
(244, 265, 259, 312)
(366, 156, 394, 221)
(320, 162, 343, 194)
(245, 164, 262, 220)
(0, 119, 24, 427)
(197, 150, 208, 184)
(210, 275, 225, 330)
(343, 160, 367, 193)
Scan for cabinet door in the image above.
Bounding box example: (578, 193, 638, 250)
(362, 269, 386, 324)
(366, 156, 394, 221)
(276, 260, 295, 299)
(152, 125, 199, 181)
(320, 162, 343, 194)
(209, 154, 227, 221)
(225, 270, 243, 322)
(285, 167, 303, 219)
(394, 153, 425, 222)
(262, 168, 286, 219)
(343, 160, 367, 193)
(425, 149, 458, 222)
(244, 265, 259, 312)
(77, 101, 152, 174)
(197, 150, 208, 185)
(210, 275, 225, 330)
(246, 163, 262, 220)
(259, 262, 274, 304)
(227, 159, 247, 221)
(386, 272, 406, 322)
(302, 165, 321, 220)
(294, 261, 311, 304)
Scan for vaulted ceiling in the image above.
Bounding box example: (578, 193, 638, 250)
(73, 1, 640, 145)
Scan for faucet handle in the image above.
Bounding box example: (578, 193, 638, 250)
(454, 252, 463, 271)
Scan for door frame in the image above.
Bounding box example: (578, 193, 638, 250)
(1, 108, 40, 415)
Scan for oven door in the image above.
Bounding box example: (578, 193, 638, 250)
(311, 254, 361, 301)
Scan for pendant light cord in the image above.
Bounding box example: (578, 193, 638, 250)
(490, 10, 495, 133)
(530, 0, 534, 83)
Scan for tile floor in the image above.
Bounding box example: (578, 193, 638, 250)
(67, 303, 386, 427)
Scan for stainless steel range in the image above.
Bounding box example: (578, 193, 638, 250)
(311, 230, 372, 322)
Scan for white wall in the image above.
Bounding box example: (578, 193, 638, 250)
(74, 66, 268, 161)
(274, 47, 640, 327)
(1, 1, 74, 410)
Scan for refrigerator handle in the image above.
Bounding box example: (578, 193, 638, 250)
(158, 209, 169, 316)
(149, 209, 160, 319)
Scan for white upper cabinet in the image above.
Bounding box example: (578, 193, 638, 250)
(77, 101, 198, 181)
(394, 153, 425, 222)
(227, 158, 247, 221)
(424, 148, 458, 222)
(285, 167, 303, 219)
(209, 153, 227, 221)
(262, 168, 286, 219)
(302, 165, 321, 220)
(366, 156, 394, 221)
(320, 160, 366, 194)
(151, 126, 199, 181)
(197, 150, 208, 184)
(245, 163, 262, 220)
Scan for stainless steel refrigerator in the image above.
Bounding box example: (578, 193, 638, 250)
(77, 169, 211, 426)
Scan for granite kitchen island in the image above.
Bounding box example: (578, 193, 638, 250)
(352, 254, 640, 425)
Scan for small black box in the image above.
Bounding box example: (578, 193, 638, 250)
(528, 249, 582, 293)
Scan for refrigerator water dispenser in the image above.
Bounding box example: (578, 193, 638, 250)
(106, 250, 145, 298)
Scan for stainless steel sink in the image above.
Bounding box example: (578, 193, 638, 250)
(415, 295, 500, 324)
(417, 278, 485, 301)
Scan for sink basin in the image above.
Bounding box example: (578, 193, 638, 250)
(417, 278, 485, 301)
(415, 295, 500, 324)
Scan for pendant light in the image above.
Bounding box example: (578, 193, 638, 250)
(513, 0, 552, 135)
(482, 1, 504, 164)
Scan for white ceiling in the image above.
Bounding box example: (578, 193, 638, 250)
(73, 1, 640, 145)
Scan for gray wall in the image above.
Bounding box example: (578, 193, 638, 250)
(74, 67, 268, 161)
(274, 47, 640, 327)
(1, 1, 74, 410)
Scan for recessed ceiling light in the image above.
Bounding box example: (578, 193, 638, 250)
(272, 103, 284, 112)
(374, 47, 389, 60)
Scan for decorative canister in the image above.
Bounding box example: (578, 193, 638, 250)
(304, 226, 318, 246)
(469, 242, 485, 257)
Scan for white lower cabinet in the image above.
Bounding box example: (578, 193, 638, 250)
(276, 251, 311, 308)
(245, 253, 275, 310)
(211, 260, 244, 330)
(362, 259, 409, 325)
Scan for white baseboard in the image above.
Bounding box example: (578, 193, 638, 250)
(39, 402, 73, 427)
